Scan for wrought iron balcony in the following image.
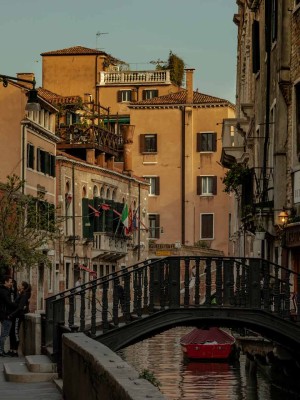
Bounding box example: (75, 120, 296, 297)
(56, 124, 122, 157)
(92, 232, 127, 261)
(98, 70, 171, 86)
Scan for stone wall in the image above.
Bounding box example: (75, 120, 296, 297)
(62, 333, 165, 400)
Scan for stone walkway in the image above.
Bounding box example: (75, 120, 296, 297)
(0, 356, 63, 400)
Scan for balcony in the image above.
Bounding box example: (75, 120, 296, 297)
(56, 124, 121, 157)
(220, 118, 246, 168)
(91, 232, 127, 261)
(98, 70, 171, 86)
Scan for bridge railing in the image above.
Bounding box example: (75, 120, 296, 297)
(45, 256, 300, 365)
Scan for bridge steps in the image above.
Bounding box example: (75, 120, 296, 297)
(4, 355, 58, 383)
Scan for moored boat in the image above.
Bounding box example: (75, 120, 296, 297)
(180, 327, 236, 360)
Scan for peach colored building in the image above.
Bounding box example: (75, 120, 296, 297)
(41, 46, 180, 132)
(0, 74, 59, 311)
(130, 70, 235, 255)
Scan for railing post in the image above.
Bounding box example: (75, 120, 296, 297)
(143, 265, 149, 309)
(137, 269, 143, 318)
(194, 258, 200, 306)
(149, 264, 155, 314)
(297, 274, 300, 322)
(223, 260, 234, 306)
(215, 260, 223, 306)
(102, 280, 109, 332)
(160, 261, 166, 310)
(168, 257, 180, 308)
(273, 265, 280, 315)
(184, 258, 190, 307)
(113, 276, 119, 326)
(283, 270, 291, 319)
(90, 283, 97, 336)
(80, 291, 86, 331)
(248, 259, 261, 309)
(68, 294, 75, 328)
(205, 258, 212, 306)
(124, 273, 131, 324)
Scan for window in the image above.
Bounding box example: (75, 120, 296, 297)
(252, 20, 260, 73)
(145, 176, 160, 195)
(37, 149, 55, 176)
(140, 134, 157, 153)
(148, 214, 160, 239)
(66, 112, 80, 125)
(271, 0, 278, 43)
(117, 90, 132, 102)
(142, 90, 158, 100)
(197, 176, 217, 195)
(200, 214, 214, 239)
(27, 143, 34, 169)
(197, 132, 217, 152)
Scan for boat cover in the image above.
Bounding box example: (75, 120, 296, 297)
(180, 327, 235, 345)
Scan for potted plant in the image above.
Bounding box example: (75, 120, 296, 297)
(222, 163, 251, 196)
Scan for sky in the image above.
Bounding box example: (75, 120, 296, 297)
(0, 0, 237, 103)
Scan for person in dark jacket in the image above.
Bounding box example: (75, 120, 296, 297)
(8, 281, 31, 357)
(0, 275, 16, 356)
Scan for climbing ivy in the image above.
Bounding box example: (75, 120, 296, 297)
(162, 51, 185, 87)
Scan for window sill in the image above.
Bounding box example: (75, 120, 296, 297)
(142, 152, 157, 155)
(199, 151, 214, 154)
(200, 194, 214, 197)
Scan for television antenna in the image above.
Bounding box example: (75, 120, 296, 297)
(149, 58, 167, 68)
(96, 32, 108, 49)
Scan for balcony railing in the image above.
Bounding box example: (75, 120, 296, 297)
(92, 232, 127, 261)
(98, 70, 171, 86)
(56, 124, 121, 157)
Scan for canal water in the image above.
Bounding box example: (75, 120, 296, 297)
(118, 326, 300, 400)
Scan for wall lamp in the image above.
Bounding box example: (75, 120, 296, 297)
(278, 210, 289, 226)
(0, 73, 41, 112)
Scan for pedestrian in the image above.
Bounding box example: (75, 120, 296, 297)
(0, 275, 17, 357)
(8, 281, 31, 357)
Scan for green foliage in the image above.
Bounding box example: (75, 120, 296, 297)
(222, 164, 251, 195)
(0, 175, 60, 273)
(165, 51, 185, 87)
(139, 369, 161, 389)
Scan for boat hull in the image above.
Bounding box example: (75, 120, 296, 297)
(180, 327, 236, 361)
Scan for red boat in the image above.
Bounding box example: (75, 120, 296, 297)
(180, 327, 236, 360)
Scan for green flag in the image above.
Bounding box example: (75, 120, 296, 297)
(121, 204, 129, 228)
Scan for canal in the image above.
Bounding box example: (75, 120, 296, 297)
(118, 326, 300, 400)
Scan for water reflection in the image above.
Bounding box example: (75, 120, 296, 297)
(118, 326, 300, 400)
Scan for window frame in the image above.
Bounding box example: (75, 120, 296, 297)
(148, 214, 160, 239)
(118, 90, 132, 103)
(144, 176, 160, 196)
(142, 89, 159, 100)
(140, 134, 158, 153)
(200, 213, 214, 240)
(27, 143, 35, 169)
(197, 176, 217, 196)
(197, 132, 217, 152)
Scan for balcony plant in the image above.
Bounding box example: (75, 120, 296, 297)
(222, 163, 251, 196)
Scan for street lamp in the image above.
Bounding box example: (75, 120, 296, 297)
(0, 74, 41, 112)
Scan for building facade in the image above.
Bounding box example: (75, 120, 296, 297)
(222, 0, 300, 275)
(130, 69, 235, 255)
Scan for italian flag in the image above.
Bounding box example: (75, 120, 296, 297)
(121, 204, 129, 228)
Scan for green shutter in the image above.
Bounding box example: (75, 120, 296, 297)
(82, 198, 89, 238)
(197, 176, 202, 195)
(105, 199, 113, 233)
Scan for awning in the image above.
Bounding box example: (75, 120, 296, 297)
(78, 264, 97, 276)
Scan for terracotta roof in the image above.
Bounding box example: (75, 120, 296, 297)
(38, 88, 81, 105)
(40, 46, 124, 65)
(41, 46, 107, 56)
(131, 90, 235, 108)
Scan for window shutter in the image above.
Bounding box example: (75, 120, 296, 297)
(66, 113, 71, 126)
(40, 150, 46, 173)
(156, 177, 160, 195)
(142, 90, 146, 100)
(140, 134, 145, 153)
(37, 148, 41, 171)
(201, 214, 213, 239)
(212, 176, 217, 195)
(50, 155, 56, 177)
(197, 176, 202, 195)
(82, 198, 89, 238)
(45, 152, 50, 175)
(93, 197, 101, 232)
(252, 20, 260, 73)
(117, 91, 122, 102)
(155, 214, 160, 239)
(153, 90, 158, 98)
(196, 133, 201, 152)
(212, 133, 217, 152)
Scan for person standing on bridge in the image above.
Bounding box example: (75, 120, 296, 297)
(0, 275, 17, 357)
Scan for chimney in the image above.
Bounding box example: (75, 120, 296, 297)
(96, 153, 106, 167)
(86, 149, 95, 164)
(107, 156, 115, 170)
(17, 73, 35, 89)
(185, 69, 195, 104)
(120, 124, 135, 176)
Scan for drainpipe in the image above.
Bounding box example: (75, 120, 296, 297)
(72, 163, 76, 255)
(21, 124, 26, 194)
(181, 107, 186, 245)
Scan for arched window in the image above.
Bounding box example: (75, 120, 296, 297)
(106, 188, 111, 199)
(100, 186, 105, 198)
(93, 185, 98, 197)
(82, 186, 87, 198)
(112, 189, 117, 201)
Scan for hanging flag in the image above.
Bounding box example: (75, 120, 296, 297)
(121, 203, 129, 228)
(101, 203, 110, 210)
(125, 206, 133, 235)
